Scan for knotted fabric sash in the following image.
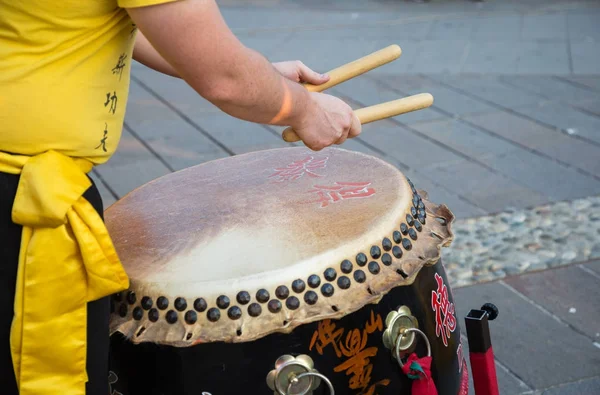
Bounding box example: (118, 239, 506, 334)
(0, 150, 129, 395)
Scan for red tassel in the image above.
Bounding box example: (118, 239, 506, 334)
(401, 353, 438, 395)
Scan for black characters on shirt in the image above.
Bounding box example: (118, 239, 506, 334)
(95, 123, 108, 152)
(112, 54, 127, 81)
(97, 32, 130, 153)
(104, 91, 117, 114)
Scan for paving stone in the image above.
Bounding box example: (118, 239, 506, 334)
(131, 67, 217, 113)
(513, 102, 600, 145)
(571, 41, 600, 75)
(411, 119, 520, 160)
(402, 170, 488, 220)
(484, 150, 600, 201)
(521, 13, 567, 41)
(429, 75, 544, 110)
(283, 21, 433, 41)
(408, 40, 469, 74)
(460, 335, 532, 395)
(223, 8, 391, 31)
(331, 76, 414, 108)
(355, 120, 465, 170)
(141, 135, 230, 172)
(505, 265, 600, 340)
(419, 160, 549, 214)
(427, 18, 474, 40)
(190, 112, 292, 155)
(470, 15, 522, 41)
(515, 41, 570, 75)
(462, 41, 518, 74)
(541, 376, 600, 394)
(567, 11, 600, 41)
(500, 76, 599, 103)
(101, 128, 159, 168)
(95, 158, 171, 198)
(581, 260, 600, 277)
(329, 77, 449, 124)
(453, 281, 600, 389)
(237, 32, 295, 59)
(124, 86, 231, 170)
(464, 112, 600, 176)
(575, 99, 600, 118)
(562, 77, 600, 92)
(378, 75, 497, 116)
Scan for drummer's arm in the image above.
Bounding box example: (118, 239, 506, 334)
(125, 0, 314, 127)
(133, 30, 180, 78)
(132, 31, 326, 84)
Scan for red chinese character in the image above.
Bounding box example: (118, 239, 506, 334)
(269, 156, 328, 182)
(306, 181, 376, 208)
(431, 272, 457, 347)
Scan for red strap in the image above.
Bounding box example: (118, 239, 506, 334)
(401, 353, 438, 395)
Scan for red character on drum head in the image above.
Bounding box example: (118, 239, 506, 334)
(269, 156, 329, 182)
(306, 181, 376, 208)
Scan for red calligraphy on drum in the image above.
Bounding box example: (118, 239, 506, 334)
(269, 156, 329, 182)
(309, 311, 390, 394)
(431, 272, 457, 347)
(305, 181, 376, 208)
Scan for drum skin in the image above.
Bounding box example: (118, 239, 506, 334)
(108, 259, 466, 395)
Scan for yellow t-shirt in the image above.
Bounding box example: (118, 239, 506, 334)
(0, 0, 177, 165)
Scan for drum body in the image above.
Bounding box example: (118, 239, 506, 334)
(104, 147, 467, 395)
(108, 259, 467, 395)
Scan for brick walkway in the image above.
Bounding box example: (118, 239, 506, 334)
(96, 0, 600, 393)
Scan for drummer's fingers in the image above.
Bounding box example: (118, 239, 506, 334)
(334, 116, 352, 145)
(348, 113, 362, 138)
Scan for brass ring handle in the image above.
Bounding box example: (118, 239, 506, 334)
(284, 372, 335, 395)
(395, 328, 432, 369)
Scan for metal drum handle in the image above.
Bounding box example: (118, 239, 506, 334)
(286, 372, 335, 395)
(266, 354, 335, 395)
(395, 328, 432, 369)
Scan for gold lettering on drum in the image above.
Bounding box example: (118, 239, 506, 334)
(309, 311, 390, 394)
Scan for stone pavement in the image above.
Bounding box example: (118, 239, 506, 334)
(93, 0, 600, 393)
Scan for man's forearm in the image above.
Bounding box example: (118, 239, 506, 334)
(133, 31, 180, 78)
(202, 47, 314, 128)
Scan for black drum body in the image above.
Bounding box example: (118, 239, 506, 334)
(108, 259, 467, 395)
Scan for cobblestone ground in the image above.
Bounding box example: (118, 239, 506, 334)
(443, 195, 600, 287)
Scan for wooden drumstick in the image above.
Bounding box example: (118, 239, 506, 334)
(302, 44, 402, 93)
(281, 93, 434, 143)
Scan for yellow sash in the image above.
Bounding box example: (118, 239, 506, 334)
(0, 150, 129, 394)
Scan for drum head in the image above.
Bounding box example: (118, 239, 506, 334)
(106, 147, 454, 346)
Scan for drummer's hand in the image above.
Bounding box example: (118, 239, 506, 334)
(272, 61, 330, 85)
(294, 92, 362, 151)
